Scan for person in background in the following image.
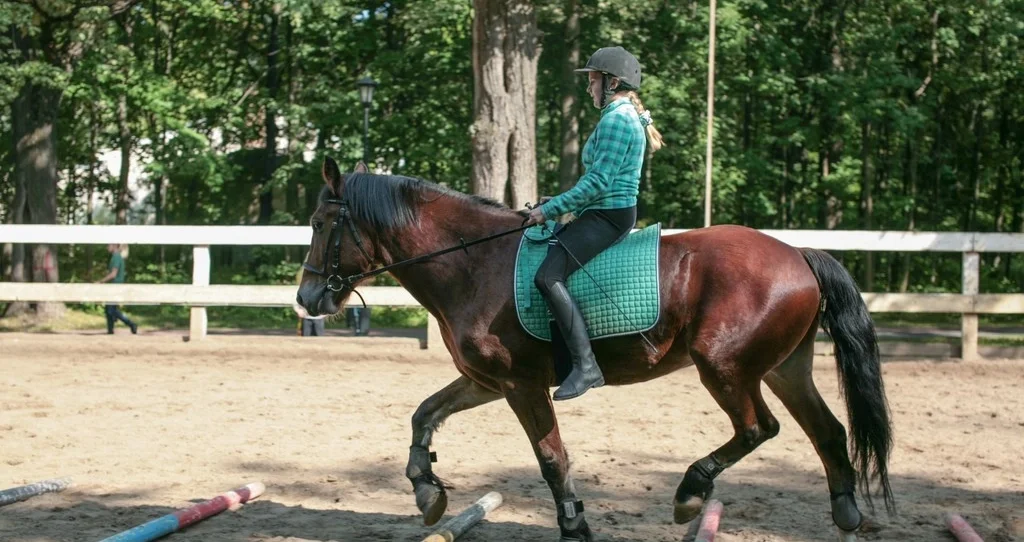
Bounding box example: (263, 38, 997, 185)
(346, 305, 372, 336)
(295, 303, 327, 336)
(96, 243, 138, 335)
(295, 266, 326, 336)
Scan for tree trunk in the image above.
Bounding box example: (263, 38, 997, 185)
(309, 128, 328, 219)
(2, 125, 29, 317)
(930, 97, 944, 228)
(899, 136, 918, 293)
(13, 81, 65, 319)
(116, 92, 131, 224)
(8, 10, 109, 319)
(285, 10, 300, 221)
(967, 25, 989, 233)
(471, 0, 539, 208)
(993, 104, 1009, 234)
(3, 175, 27, 283)
(1010, 161, 1024, 280)
(556, 0, 580, 193)
(966, 103, 984, 232)
(150, 0, 170, 268)
(260, 1, 282, 225)
(285, 12, 302, 262)
(86, 106, 98, 280)
(781, 143, 793, 228)
(860, 120, 874, 291)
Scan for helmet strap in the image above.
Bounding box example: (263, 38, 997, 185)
(600, 73, 616, 109)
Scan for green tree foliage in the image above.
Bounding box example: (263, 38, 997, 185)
(1, 0, 1022, 299)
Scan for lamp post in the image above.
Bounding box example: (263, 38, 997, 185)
(351, 76, 378, 337)
(356, 76, 378, 165)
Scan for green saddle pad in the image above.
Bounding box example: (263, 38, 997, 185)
(514, 221, 661, 341)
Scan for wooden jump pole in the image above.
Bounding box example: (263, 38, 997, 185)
(0, 478, 72, 507)
(694, 499, 723, 542)
(97, 482, 265, 542)
(420, 491, 503, 542)
(945, 513, 984, 542)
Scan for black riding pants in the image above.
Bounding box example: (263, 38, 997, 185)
(534, 207, 637, 295)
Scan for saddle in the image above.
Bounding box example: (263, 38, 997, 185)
(513, 221, 662, 342)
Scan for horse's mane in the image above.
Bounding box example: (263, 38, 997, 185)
(318, 173, 512, 231)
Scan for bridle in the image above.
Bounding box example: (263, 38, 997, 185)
(301, 196, 536, 311)
(301, 197, 372, 294)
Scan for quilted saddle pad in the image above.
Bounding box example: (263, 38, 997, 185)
(514, 221, 661, 341)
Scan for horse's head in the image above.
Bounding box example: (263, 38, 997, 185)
(296, 156, 376, 317)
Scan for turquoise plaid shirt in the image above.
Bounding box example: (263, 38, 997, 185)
(540, 97, 646, 218)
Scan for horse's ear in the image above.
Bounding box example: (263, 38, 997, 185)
(322, 156, 344, 195)
(353, 161, 369, 174)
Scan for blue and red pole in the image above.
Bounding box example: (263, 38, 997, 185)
(98, 482, 265, 542)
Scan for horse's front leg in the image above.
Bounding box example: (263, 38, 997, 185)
(504, 383, 592, 542)
(406, 375, 502, 525)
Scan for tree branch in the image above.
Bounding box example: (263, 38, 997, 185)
(9, 0, 141, 23)
(914, 8, 940, 99)
(107, 0, 141, 17)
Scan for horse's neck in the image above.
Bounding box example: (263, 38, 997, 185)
(384, 202, 520, 318)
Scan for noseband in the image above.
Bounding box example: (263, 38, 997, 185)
(301, 198, 373, 293)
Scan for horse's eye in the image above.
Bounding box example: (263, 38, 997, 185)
(312, 221, 324, 232)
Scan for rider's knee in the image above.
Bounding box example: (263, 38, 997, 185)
(534, 271, 560, 295)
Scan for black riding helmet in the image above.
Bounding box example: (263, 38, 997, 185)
(575, 46, 642, 90)
(575, 46, 642, 108)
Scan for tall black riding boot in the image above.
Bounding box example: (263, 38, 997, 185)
(546, 282, 604, 401)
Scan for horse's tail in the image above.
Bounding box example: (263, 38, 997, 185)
(801, 248, 895, 514)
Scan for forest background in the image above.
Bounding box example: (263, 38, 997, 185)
(1, 0, 1021, 331)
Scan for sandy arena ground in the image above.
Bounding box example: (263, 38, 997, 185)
(1, 332, 1022, 542)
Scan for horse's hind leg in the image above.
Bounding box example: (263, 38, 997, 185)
(406, 375, 501, 525)
(505, 383, 592, 542)
(764, 330, 863, 533)
(674, 352, 781, 524)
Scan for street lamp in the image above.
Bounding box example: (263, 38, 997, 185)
(356, 76, 378, 165)
(351, 76, 378, 336)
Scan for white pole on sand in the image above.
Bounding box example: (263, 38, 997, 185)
(420, 491, 503, 542)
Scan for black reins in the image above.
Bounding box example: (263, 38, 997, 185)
(302, 197, 533, 308)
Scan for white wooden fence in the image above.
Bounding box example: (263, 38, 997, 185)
(2, 225, 1023, 357)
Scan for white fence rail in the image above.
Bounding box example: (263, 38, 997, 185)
(2, 225, 1023, 357)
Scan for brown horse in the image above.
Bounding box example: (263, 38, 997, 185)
(297, 157, 894, 541)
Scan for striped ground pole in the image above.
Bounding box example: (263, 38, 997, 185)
(98, 482, 265, 542)
(0, 478, 73, 507)
(694, 499, 724, 542)
(945, 513, 984, 542)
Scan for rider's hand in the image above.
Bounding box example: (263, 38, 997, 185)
(526, 205, 547, 226)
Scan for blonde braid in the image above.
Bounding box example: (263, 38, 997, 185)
(627, 91, 664, 153)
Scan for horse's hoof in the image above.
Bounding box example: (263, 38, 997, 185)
(558, 515, 593, 541)
(415, 483, 448, 526)
(673, 494, 705, 524)
(830, 492, 863, 532)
